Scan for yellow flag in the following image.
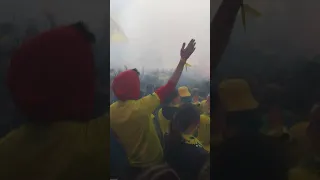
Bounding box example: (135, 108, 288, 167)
(110, 17, 128, 43)
(111, 33, 128, 43)
(185, 63, 191, 71)
(240, 4, 262, 32)
(244, 4, 262, 17)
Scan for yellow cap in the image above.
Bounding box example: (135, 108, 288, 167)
(178, 86, 191, 97)
(219, 79, 258, 112)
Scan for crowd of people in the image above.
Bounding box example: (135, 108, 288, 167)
(0, 0, 320, 180)
(109, 47, 211, 179)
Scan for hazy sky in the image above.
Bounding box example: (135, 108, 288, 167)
(1, 0, 320, 76)
(110, 0, 210, 77)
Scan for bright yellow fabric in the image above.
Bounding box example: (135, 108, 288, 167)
(289, 122, 311, 166)
(178, 86, 191, 97)
(0, 115, 109, 180)
(219, 79, 258, 112)
(158, 108, 170, 135)
(110, 93, 163, 167)
(289, 167, 319, 180)
(200, 100, 209, 114)
(197, 114, 210, 152)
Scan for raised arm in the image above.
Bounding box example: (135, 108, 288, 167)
(155, 39, 196, 103)
(211, 0, 242, 70)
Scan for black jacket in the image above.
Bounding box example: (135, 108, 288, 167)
(164, 135, 209, 180)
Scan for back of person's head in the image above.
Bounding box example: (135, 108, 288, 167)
(166, 104, 200, 150)
(112, 69, 140, 101)
(136, 164, 180, 180)
(191, 88, 199, 97)
(70, 21, 96, 44)
(172, 103, 200, 133)
(7, 22, 96, 122)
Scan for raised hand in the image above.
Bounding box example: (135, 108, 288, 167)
(180, 39, 196, 61)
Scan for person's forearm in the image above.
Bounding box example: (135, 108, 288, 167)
(155, 59, 185, 103)
(211, 0, 242, 70)
(168, 58, 185, 85)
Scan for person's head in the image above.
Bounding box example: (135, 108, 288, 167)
(178, 86, 192, 103)
(163, 89, 180, 106)
(112, 68, 140, 101)
(191, 88, 199, 96)
(172, 103, 200, 134)
(7, 22, 96, 122)
(166, 104, 200, 151)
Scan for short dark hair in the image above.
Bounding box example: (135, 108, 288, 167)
(172, 103, 200, 132)
(71, 21, 96, 44)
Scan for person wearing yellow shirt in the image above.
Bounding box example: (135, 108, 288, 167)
(213, 79, 287, 180)
(197, 94, 210, 152)
(110, 39, 196, 178)
(289, 103, 320, 180)
(0, 23, 109, 180)
(197, 115, 210, 152)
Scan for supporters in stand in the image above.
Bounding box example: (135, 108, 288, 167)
(0, 22, 109, 179)
(110, 39, 196, 179)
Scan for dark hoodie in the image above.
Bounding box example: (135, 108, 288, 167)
(0, 24, 108, 180)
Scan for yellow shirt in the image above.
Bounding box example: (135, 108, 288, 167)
(110, 93, 163, 167)
(0, 115, 109, 180)
(197, 114, 210, 152)
(289, 122, 311, 166)
(158, 108, 170, 135)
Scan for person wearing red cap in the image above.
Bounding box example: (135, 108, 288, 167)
(0, 22, 108, 180)
(110, 39, 196, 177)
